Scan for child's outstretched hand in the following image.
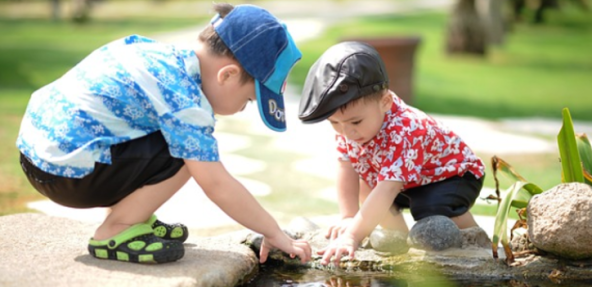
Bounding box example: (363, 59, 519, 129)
(316, 233, 358, 266)
(325, 217, 354, 240)
(259, 230, 312, 264)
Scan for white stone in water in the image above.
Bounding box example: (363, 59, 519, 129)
(369, 229, 409, 255)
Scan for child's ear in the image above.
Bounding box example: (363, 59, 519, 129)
(217, 64, 241, 85)
(380, 90, 393, 112)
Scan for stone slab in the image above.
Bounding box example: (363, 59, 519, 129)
(0, 213, 257, 287)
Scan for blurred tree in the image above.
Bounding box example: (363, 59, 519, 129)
(476, 0, 506, 46)
(51, 0, 60, 21)
(510, 0, 589, 24)
(48, 0, 94, 23)
(71, 0, 92, 23)
(446, 0, 488, 56)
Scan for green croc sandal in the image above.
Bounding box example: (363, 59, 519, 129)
(88, 223, 184, 264)
(147, 215, 189, 243)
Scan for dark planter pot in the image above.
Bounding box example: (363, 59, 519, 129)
(344, 36, 421, 105)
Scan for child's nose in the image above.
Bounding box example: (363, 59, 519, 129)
(343, 126, 356, 138)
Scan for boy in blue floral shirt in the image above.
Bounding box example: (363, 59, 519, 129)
(17, 3, 311, 264)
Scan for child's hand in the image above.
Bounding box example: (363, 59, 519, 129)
(259, 231, 312, 264)
(317, 233, 358, 266)
(325, 217, 354, 240)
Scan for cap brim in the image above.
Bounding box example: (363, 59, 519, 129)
(256, 80, 286, 132)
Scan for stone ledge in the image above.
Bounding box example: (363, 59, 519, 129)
(0, 213, 257, 287)
(4, 213, 592, 286)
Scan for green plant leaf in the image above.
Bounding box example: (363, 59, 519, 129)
(492, 181, 543, 263)
(510, 188, 536, 208)
(492, 156, 527, 183)
(558, 108, 585, 183)
(491, 156, 542, 200)
(577, 133, 592, 185)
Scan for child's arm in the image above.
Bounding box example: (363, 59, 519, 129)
(184, 159, 312, 264)
(325, 160, 360, 240)
(319, 180, 403, 265)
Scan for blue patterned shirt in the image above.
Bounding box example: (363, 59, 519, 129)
(17, 34, 219, 178)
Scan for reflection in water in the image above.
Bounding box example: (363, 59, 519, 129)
(240, 265, 409, 287)
(238, 263, 592, 287)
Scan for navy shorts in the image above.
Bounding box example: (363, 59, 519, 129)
(20, 131, 185, 208)
(394, 172, 484, 220)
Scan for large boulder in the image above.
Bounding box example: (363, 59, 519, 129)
(528, 182, 592, 260)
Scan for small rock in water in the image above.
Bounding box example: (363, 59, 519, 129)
(369, 229, 409, 255)
(407, 215, 462, 251)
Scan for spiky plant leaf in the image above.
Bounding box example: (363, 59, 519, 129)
(558, 108, 584, 183)
(576, 133, 592, 185)
(492, 181, 543, 264)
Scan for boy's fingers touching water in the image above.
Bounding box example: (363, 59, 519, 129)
(259, 234, 312, 264)
(318, 235, 357, 266)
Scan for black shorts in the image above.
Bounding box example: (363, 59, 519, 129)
(20, 131, 185, 208)
(394, 172, 484, 220)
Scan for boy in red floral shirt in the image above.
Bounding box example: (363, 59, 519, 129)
(298, 41, 485, 265)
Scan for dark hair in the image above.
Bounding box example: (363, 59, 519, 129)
(338, 89, 388, 113)
(198, 3, 253, 84)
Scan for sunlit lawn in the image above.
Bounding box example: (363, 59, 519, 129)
(292, 7, 592, 121)
(1, 2, 590, 221)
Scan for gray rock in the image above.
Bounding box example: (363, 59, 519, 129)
(461, 226, 491, 249)
(511, 228, 536, 253)
(407, 215, 462, 251)
(240, 227, 306, 265)
(369, 229, 409, 255)
(528, 182, 592, 260)
(287, 216, 321, 235)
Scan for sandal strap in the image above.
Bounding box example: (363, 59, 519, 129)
(148, 215, 189, 242)
(145, 214, 158, 226)
(89, 223, 154, 249)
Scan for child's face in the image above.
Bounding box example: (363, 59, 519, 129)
(327, 93, 392, 145)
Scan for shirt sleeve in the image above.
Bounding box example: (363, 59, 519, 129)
(335, 134, 350, 161)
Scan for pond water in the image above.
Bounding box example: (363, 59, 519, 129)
(239, 264, 592, 287)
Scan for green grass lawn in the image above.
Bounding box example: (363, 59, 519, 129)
(291, 8, 592, 121)
(0, 3, 590, 220)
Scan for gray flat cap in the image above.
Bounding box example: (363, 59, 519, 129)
(298, 41, 389, 123)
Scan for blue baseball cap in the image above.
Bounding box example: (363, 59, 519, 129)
(212, 4, 302, 132)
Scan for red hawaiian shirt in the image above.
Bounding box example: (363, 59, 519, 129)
(336, 93, 485, 190)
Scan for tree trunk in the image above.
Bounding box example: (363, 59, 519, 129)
(71, 0, 92, 23)
(51, 0, 61, 21)
(510, 0, 526, 22)
(534, 0, 559, 24)
(477, 0, 506, 46)
(446, 0, 488, 56)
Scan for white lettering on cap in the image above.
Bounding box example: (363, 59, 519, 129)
(268, 100, 285, 122)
